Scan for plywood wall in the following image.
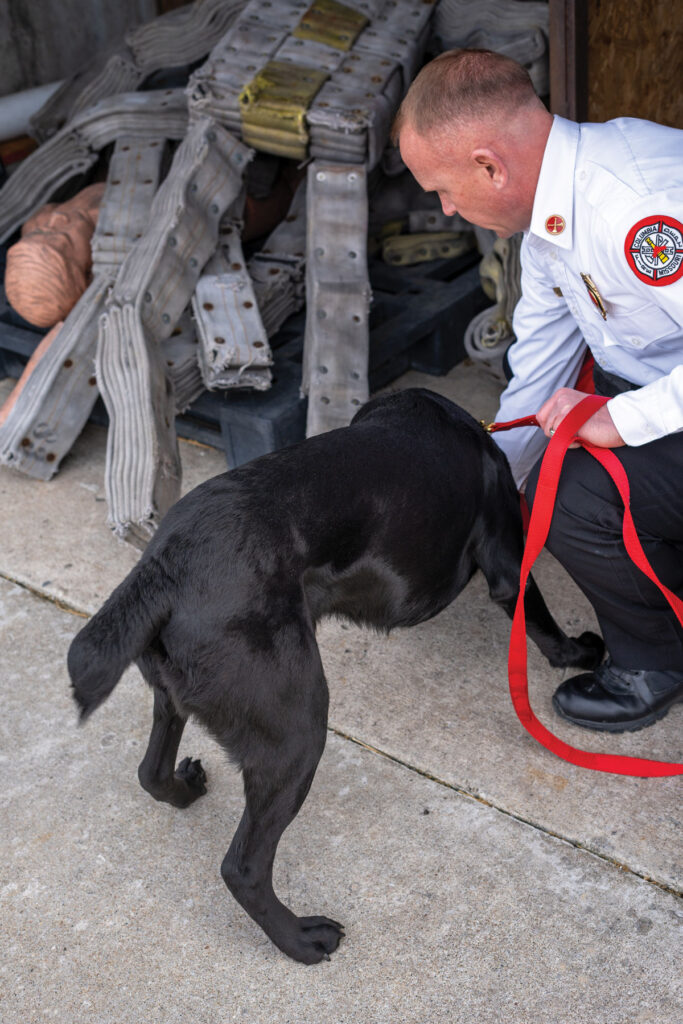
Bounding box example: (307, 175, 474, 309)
(587, 0, 683, 128)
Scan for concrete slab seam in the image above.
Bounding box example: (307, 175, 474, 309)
(0, 568, 89, 618)
(328, 725, 683, 901)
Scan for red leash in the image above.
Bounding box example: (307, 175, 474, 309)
(487, 395, 683, 777)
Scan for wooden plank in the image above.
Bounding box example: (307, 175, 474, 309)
(548, 0, 588, 121)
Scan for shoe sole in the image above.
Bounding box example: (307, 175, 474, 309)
(551, 694, 683, 734)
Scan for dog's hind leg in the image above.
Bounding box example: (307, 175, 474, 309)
(220, 643, 343, 964)
(136, 653, 207, 809)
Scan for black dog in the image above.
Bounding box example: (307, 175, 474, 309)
(68, 388, 602, 964)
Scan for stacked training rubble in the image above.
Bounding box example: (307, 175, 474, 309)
(432, 0, 550, 96)
(0, 0, 441, 546)
(434, 0, 549, 378)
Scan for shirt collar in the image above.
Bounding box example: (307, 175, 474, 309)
(529, 115, 579, 250)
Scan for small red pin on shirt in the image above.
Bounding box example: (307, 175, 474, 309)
(545, 215, 565, 235)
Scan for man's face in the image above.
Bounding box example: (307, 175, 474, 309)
(399, 122, 520, 238)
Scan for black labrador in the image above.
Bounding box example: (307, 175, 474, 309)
(68, 388, 602, 964)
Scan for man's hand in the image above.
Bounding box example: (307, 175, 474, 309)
(537, 388, 625, 448)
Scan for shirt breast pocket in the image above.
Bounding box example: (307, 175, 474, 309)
(606, 302, 680, 350)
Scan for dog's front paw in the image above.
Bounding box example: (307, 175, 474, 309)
(281, 915, 345, 965)
(561, 630, 605, 670)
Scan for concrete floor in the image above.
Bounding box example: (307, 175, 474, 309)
(0, 363, 681, 1024)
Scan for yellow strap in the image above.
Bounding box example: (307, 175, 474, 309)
(239, 61, 329, 159)
(293, 0, 369, 51)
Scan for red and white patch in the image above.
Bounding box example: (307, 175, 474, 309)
(545, 215, 565, 235)
(625, 215, 683, 286)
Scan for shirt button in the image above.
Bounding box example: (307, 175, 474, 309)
(578, 170, 587, 181)
(630, 336, 643, 347)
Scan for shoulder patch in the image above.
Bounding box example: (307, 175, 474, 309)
(624, 215, 683, 286)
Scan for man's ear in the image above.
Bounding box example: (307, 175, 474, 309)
(472, 148, 507, 188)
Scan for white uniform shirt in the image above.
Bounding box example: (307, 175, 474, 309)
(494, 114, 683, 488)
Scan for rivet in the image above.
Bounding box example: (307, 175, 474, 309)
(210, 204, 219, 214)
(317, 309, 327, 319)
(46, 452, 56, 462)
(203, 302, 214, 311)
(63, 358, 73, 368)
(20, 437, 31, 448)
(253, 341, 264, 348)
(316, 172, 326, 181)
(214, 336, 225, 345)
(169, 236, 177, 246)
(162, 313, 170, 324)
(231, 261, 242, 271)
(144, 291, 152, 302)
(88, 377, 97, 386)
(351, 398, 361, 405)
(315, 247, 325, 257)
(207, 130, 217, 142)
(243, 300, 253, 309)
(319, 365, 328, 374)
(320, 396, 330, 404)
(348, 251, 357, 259)
(189, 257, 198, 268)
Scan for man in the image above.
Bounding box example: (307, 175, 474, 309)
(394, 48, 683, 733)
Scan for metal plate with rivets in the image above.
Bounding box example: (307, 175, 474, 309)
(192, 224, 273, 391)
(99, 120, 252, 542)
(91, 136, 167, 274)
(110, 120, 252, 340)
(0, 277, 113, 480)
(303, 162, 370, 436)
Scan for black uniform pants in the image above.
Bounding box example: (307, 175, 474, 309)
(525, 428, 683, 671)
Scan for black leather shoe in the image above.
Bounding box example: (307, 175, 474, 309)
(553, 659, 683, 732)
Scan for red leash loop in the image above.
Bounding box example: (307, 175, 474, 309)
(497, 395, 683, 777)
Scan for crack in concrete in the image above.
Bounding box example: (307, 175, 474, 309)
(5, 569, 680, 901)
(0, 570, 89, 617)
(329, 725, 683, 901)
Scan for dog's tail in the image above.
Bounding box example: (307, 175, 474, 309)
(67, 559, 172, 721)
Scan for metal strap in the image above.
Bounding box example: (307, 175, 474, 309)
(303, 162, 370, 437)
(193, 221, 273, 391)
(0, 135, 164, 480)
(99, 120, 252, 543)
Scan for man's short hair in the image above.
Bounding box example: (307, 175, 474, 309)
(392, 48, 538, 142)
